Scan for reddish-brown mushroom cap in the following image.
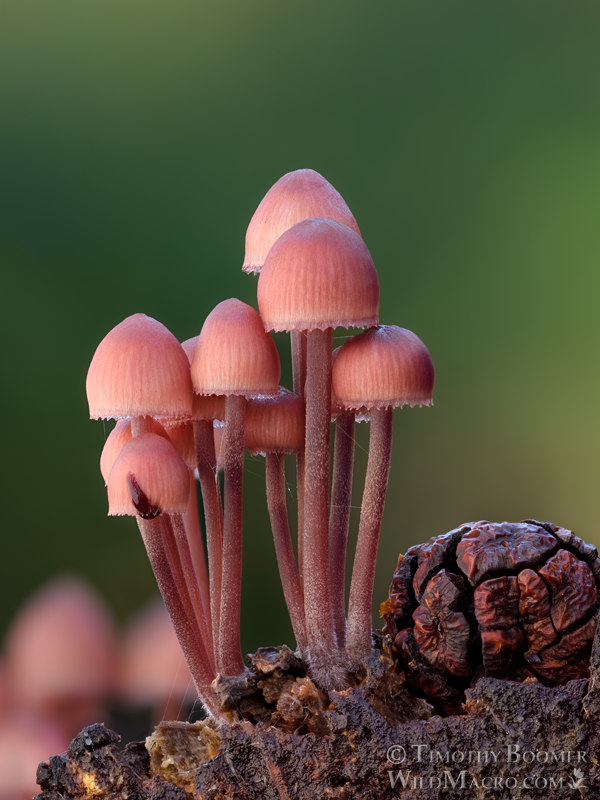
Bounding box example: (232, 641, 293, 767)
(191, 299, 280, 397)
(257, 218, 379, 332)
(86, 314, 193, 420)
(332, 325, 434, 411)
(245, 387, 304, 455)
(107, 432, 190, 517)
(243, 169, 361, 274)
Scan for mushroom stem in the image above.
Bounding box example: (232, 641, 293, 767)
(135, 515, 219, 715)
(303, 327, 338, 681)
(194, 419, 223, 660)
(170, 512, 215, 673)
(265, 452, 307, 651)
(182, 471, 213, 643)
(218, 394, 246, 676)
(130, 415, 152, 437)
(291, 329, 306, 582)
(347, 407, 393, 663)
(329, 411, 356, 648)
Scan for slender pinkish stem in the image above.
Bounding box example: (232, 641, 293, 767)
(182, 472, 213, 642)
(329, 411, 355, 648)
(194, 419, 223, 660)
(265, 452, 307, 651)
(304, 328, 340, 685)
(136, 515, 219, 716)
(347, 407, 393, 663)
(291, 329, 306, 583)
(170, 512, 215, 672)
(218, 394, 246, 676)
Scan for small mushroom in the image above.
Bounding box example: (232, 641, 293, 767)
(191, 298, 280, 676)
(258, 218, 379, 685)
(332, 325, 434, 663)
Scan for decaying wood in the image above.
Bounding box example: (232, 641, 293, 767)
(36, 624, 600, 799)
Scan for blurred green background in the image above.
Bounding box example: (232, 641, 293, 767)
(1, 0, 599, 655)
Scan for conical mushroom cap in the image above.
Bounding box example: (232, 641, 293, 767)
(107, 432, 190, 517)
(243, 168, 360, 273)
(86, 314, 193, 420)
(191, 299, 280, 397)
(332, 325, 434, 412)
(257, 218, 379, 332)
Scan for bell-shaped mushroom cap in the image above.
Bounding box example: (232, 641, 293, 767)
(107, 432, 190, 517)
(100, 418, 169, 484)
(86, 313, 193, 420)
(245, 387, 304, 455)
(191, 298, 280, 397)
(181, 337, 226, 421)
(4, 577, 116, 714)
(257, 218, 379, 332)
(243, 169, 361, 274)
(332, 325, 434, 411)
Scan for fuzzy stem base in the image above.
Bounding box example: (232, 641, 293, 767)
(218, 395, 246, 676)
(265, 452, 307, 651)
(329, 411, 355, 648)
(346, 408, 393, 664)
(303, 328, 341, 687)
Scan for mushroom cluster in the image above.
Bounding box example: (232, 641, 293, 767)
(86, 169, 434, 715)
(381, 519, 600, 713)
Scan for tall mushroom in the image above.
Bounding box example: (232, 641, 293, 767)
(191, 299, 280, 676)
(332, 325, 434, 663)
(258, 218, 379, 687)
(243, 169, 362, 581)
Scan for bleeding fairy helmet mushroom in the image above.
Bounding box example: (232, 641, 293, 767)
(257, 218, 379, 686)
(86, 314, 193, 432)
(107, 433, 190, 518)
(332, 325, 434, 663)
(243, 169, 360, 274)
(191, 298, 281, 676)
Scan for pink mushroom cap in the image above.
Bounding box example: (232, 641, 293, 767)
(243, 168, 360, 273)
(107, 432, 190, 517)
(332, 325, 434, 413)
(257, 218, 379, 332)
(86, 313, 193, 420)
(191, 299, 280, 398)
